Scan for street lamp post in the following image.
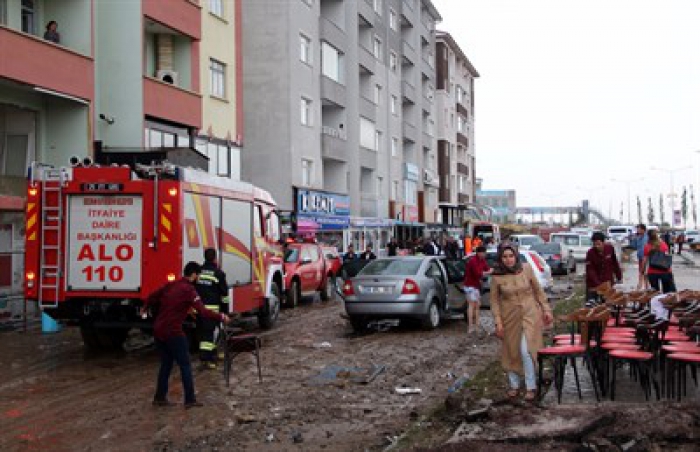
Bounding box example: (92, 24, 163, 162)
(651, 165, 692, 228)
(611, 178, 644, 225)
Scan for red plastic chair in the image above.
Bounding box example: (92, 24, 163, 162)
(608, 349, 658, 401)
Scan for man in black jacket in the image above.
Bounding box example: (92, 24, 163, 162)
(195, 248, 230, 369)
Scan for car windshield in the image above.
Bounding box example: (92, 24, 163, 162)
(358, 259, 423, 276)
(551, 235, 581, 246)
(532, 243, 560, 254)
(520, 236, 544, 246)
(580, 236, 592, 246)
(284, 248, 299, 263)
(609, 228, 629, 234)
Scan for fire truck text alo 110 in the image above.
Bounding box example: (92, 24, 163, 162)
(24, 161, 285, 351)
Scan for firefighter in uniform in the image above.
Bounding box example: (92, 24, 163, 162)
(195, 248, 230, 369)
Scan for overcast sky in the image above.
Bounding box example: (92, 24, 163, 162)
(433, 0, 700, 222)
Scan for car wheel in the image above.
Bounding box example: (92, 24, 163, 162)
(349, 315, 367, 332)
(319, 274, 333, 302)
(421, 300, 441, 330)
(287, 280, 300, 308)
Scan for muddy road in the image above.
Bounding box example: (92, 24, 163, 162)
(0, 291, 515, 451)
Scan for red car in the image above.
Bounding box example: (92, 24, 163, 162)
(283, 242, 333, 307)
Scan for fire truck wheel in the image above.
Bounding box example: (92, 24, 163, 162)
(80, 325, 102, 351)
(287, 280, 300, 308)
(319, 275, 333, 302)
(259, 282, 281, 329)
(97, 328, 129, 351)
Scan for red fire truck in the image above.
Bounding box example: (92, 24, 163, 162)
(24, 161, 284, 350)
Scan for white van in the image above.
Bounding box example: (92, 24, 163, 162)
(607, 225, 635, 245)
(549, 233, 592, 262)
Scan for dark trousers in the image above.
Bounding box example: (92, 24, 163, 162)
(648, 273, 676, 293)
(198, 315, 218, 362)
(155, 336, 196, 404)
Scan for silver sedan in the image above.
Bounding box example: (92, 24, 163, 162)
(340, 256, 465, 332)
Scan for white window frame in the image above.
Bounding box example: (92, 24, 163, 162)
(301, 158, 313, 186)
(391, 137, 399, 157)
(209, 0, 224, 18)
(389, 8, 398, 31)
(390, 95, 398, 115)
(300, 33, 312, 64)
(374, 130, 382, 152)
(374, 84, 382, 105)
(373, 36, 382, 60)
(209, 59, 226, 98)
(389, 51, 398, 73)
(373, 0, 382, 15)
(300, 97, 312, 126)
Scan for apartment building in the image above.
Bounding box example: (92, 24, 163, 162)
(435, 31, 479, 228)
(476, 179, 517, 224)
(0, 0, 242, 299)
(241, 0, 441, 248)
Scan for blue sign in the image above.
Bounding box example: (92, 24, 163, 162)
(296, 189, 350, 231)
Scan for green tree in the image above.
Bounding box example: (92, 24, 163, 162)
(636, 196, 642, 224)
(647, 197, 654, 224)
(681, 186, 688, 227)
(691, 186, 697, 229)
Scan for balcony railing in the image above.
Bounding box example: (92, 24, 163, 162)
(457, 162, 469, 175)
(457, 131, 469, 148)
(322, 126, 347, 141)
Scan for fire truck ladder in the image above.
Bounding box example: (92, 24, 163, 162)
(38, 168, 66, 309)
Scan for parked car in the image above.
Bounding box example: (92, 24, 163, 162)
(283, 242, 333, 307)
(508, 234, 545, 250)
(607, 225, 635, 246)
(340, 256, 463, 331)
(467, 249, 553, 309)
(531, 242, 576, 275)
(684, 230, 700, 245)
(549, 232, 592, 262)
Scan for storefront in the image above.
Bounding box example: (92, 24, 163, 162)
(294, 188, 349, 247)
(345, 217, 394, 257)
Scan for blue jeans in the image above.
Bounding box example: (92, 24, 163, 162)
(648, 273, 676, 293)
(155, 336, 196, 404)
(508, 333, 537, 391)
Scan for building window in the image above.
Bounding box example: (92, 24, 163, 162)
(391, 137, 399, 157)
(209, 59, 226, 98)
(0, 0, 7, 25)
(373, 36, 382, 59)
(377, 176, 383, 197)
(389, 9, 398, 31)
(373, 84, 382, 105)
(404, 180, 417, 205)
(359, 116, 376, 149)
(301, 158, 313, 186)
(456, 85, 464, 103)
(209, 0, 224, 18)
(21, 0, 34, 34)
(389, 51, 398, 72)
(301, 97, 312, 125)
(390, 95, 398, 115)
(321, 42, 343, 82)
(373, 0, 382, 15)
(374, 130, 382, 152)
(300, 34, 312, 64)
(392, 180, 399, 201)
(457, 115, 465, 133)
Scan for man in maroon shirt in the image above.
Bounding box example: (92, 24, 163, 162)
(585, 232, 622, 303)
(143, 262, 230, 408)
(464, 246, 492, 334)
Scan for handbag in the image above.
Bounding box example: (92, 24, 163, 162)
(648, 250, 672, 271)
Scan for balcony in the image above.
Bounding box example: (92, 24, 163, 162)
(401, 40, 417, 64)
(321, 127, 347, 162)
(402, 121, 417, 143)
(0, 27, 94, 101)
(422, 132, 433, 150)
(144, 76, 202, 128)
(458, 193, 471, 205)
(143, 0, 201, 38)
(359, 146, 377, 170)
(359, 96, 377, 121)
(401, 80, 416, 104)
(320, 17, 347, 53)
(457, 162, 469, 176)
(320, 76, 346, 107)
(457, 101, 469, 118)
(358, 0, 375, 27)
(457, 131, 469, 148)
(358, 45, 376, 75)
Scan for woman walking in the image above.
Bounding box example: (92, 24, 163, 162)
(643, 230, 676, 293)
(491, 243, 553, 401)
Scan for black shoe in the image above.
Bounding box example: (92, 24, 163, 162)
(184, 401, 204, 409)
(152, 399, 175, 407)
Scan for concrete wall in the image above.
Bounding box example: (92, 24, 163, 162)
(94, 0, 143, 148)
(43, 96, 89, 165)
(43, 0, 92, 55)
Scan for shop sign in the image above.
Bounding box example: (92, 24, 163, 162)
(403, 205, 419, 223)
(350, 217, 393, 228)
(295, 189, 350, 231)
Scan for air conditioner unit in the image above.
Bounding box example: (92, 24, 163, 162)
(156, 69, 179, 85)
